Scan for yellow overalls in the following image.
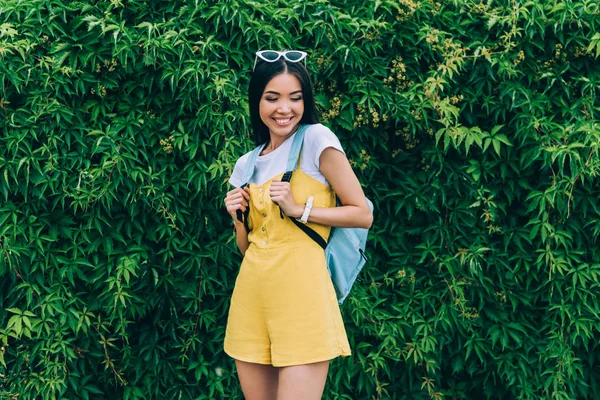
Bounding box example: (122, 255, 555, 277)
(224, 165, 351, 367)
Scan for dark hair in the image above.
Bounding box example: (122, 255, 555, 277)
(248, 59, 319, 145)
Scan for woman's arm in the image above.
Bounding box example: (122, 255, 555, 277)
(233, 221, 250, 255)
(309, 147, 373, 228)
(270, 147, 373, 229)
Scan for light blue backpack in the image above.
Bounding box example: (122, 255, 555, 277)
(237, 125, 373, 303)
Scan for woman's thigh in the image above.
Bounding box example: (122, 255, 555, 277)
(235, 360, 279, 400)
(277, 360, 330, 400)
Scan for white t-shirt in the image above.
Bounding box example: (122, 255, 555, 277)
(229, 124, 345, 188)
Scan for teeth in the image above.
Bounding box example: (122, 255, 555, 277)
(275, 117, 293, 125)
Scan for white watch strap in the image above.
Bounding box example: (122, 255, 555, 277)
(298, 196, 314, 224)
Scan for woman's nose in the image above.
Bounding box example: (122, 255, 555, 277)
(277, 101, 290, 113)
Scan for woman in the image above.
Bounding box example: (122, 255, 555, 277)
(223, 50, 373, 399)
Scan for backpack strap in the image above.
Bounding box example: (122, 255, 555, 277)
(279, 125, 308, 218)
(286, 124, 308, 172)
(280, 124, 332, 248)
(289, 218, 327, 249)
(236, 145, 264, 231)
(240, 145, 263, 185)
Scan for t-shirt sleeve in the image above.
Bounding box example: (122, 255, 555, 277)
(305, 124, 345, 169)
(228, 153, 249, 188)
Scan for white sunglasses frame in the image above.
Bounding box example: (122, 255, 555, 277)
(253, 50, 308, 70)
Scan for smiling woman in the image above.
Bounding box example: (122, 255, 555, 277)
(222, 51, 372, 399)
(258, 74, 305, 154)
(246, 55, 320, 148)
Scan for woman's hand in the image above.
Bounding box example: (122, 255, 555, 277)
(270, 181, 303, 218)
(224, 187, 251, 221)
(225, 187, 251, 254)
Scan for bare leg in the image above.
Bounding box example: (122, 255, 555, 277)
(235, 360, 279, 400)
(277, 360, 330, 400)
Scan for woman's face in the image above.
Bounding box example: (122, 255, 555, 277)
(259, 72, 305, 140)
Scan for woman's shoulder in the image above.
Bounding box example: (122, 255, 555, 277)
(229, 148, 258, 187)
(303, 123, 344, 154)
(235, 149, 253, 168)
(304, 123, 337, 139)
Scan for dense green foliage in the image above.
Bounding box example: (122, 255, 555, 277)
(1, 0, 600, 398)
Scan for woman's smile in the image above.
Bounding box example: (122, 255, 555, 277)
(273, 116, 294, 125)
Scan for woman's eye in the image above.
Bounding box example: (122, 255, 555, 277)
(264, 96, 302, 102)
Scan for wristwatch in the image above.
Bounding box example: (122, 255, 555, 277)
(297, 196, 314, 224)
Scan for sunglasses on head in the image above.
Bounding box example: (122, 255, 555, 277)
(253, 50, 308, 70)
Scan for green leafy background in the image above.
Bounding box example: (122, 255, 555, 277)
(1, 0, 599, 398)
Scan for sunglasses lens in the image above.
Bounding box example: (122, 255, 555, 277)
(260, 51, 281, 61)
(285, 51, 305, 61)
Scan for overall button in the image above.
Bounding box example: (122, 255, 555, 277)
(262, 240, 267, 245)
(261, 226, 265, 232)
(259, 188, 263, 193)
(262, 213, 267, 217)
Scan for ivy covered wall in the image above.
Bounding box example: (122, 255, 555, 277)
(1, 0, 599, 398)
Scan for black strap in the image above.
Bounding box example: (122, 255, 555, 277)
(281, 168, 327, 248)
(289, 218, 327, 249)
(279, 171, 294, 219)
(281, 171, 293, 182)
(235, 183, 250, 232)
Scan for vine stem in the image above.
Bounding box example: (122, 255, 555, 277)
(92, 324, 127, 386)
(182, 259, 206, 359)
(567, 147, 596, 217)
(2, 246, 40, 301)
(89, 144, 121, 204)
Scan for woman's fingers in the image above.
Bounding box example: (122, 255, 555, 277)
(225, 188, 250, 203)
(225, 187, 251, 219)
(226, 191, 245, 201)
(270, 185, 289, 196)
(269, 183, 289, 190)
(229, 203, 246, 212)
(270, 181, 289, 189)
(238, 188, 250, 200)
(270, 182, 295, 213)
(226, 197, 248, 209)
(226, 188, 242, 198)
(226, 203, 246, 219)
(269, 192, 290, 202)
